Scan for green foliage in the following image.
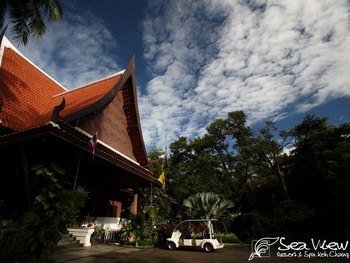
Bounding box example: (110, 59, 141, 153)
(166, 110, 350, 241)
(120, 215, 157, 247)
(0, 0, 64, 45)
(169, 110, 293, 211)
(273, 200, 316, 239)
(216, 213, 239, 233)
(0, 163, 89, 262)
(183, 192, 234, 219)
(169, 135, 233, 201)
(90, 224, 105, 244)
(231, 212, 273, 241)
(59, 186, 89, 226)
(148, 146, 165, 160)
(215, 233, 240, 243)
(287, 115, 350, 239)
(157, 221, 177, 246)
(137, 226, 158, 247)
(0, 219, 13, 229)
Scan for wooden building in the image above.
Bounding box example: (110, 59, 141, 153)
(0, 36, 160, 219)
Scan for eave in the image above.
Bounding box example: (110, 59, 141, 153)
(0, 121, 161, 188)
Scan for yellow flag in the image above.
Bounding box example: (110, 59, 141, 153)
(158, 171, 165, 190)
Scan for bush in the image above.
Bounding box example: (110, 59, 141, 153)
(0, 163, 89, 262)
(215, 233, 240, 243)
(273, 200, 316, 240)
(120, 215, 159, 247)
(137, 236, 157, 247)
(138, 225, 158, 247)
(231, 211, 273, 241)
(90, 224, 105, 244)
(157, 221, 177, 247)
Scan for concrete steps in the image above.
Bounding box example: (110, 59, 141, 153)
(56, 233, 83, 250)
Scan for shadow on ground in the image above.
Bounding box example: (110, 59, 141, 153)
(53, 244, 350, 263)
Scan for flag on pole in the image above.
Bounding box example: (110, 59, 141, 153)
(87, 130, 99, 160)
(158, 171, 165, 190)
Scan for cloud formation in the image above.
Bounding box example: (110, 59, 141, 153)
(141, 0, 350, 148)
(17, 10, 122, 89)
(9, 0, 350, 150)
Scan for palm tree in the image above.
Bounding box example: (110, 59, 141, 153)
(183, 192, 234, 219)
(0, 0, 64, 45)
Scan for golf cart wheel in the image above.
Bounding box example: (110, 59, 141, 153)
(203, 243, 214, 253)
(167, 241, 176, 250)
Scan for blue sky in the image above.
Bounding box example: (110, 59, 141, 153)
(8, 0, 350, 150)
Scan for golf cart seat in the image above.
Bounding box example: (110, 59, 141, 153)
(171, 230, 182, 240)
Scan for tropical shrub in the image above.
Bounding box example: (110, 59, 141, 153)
(183, 192, 234, 219)
(231, 212, 273, 241)
(90, 224, 105, 244)
(157, 221, 177, 247)
(0, 163, 89, 262)
(215, 233, 241, 243)
(120, 215, 158, 247)
(272, 200, 316, 240)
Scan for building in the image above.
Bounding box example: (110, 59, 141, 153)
(0, 36, 160, 221)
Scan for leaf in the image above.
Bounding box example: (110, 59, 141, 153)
(35, 195, 44, 202)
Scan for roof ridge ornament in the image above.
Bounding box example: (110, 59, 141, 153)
(51, 98, 66, 122)
(44, 121, 60, 129)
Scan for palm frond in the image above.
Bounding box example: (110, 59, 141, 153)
(28, 5, 46, 38)
(183, 192, 234, 219)
(9, 3, 31, 45)
(0, 0, 8, 29)
(36, 0, 63, 21)
(3, 0, 64, 45)
(49, 0, 63, 21)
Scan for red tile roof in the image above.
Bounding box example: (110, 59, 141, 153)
(0, 45, 122, 131)
(0, 48, 65, 131)
(0, 37, 149, 168)
(53, 76, 121, 118)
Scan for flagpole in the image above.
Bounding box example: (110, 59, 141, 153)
(73, 155, 81, 190)
(88, 129, 99, 160)
(164, 131, 168, 168)
(150, 182, 153, 206)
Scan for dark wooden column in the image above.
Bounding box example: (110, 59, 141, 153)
(20, 146, 32, 208)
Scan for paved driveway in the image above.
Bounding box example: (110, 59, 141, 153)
(53, 244, 349, 263)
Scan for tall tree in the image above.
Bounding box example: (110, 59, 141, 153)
(251, 121, 292, 200)
(148, 146, 165, 176)
(287, 114, 350, 238)
(0, 0, 63, 45)
(169, 111, 292, 212)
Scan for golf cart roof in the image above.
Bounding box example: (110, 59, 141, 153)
(180, 219, 218, 223)
(174, 219, 217, 230)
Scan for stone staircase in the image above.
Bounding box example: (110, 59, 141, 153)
(56, 233, 84, 250)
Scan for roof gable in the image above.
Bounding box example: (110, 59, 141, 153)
(0, 37, 123, 131)
(49, 74, 123, 122)
(54, 57, 149, 166)
(0, 37, 149, 167)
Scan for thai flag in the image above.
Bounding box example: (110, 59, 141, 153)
(88, 130, 99, 159)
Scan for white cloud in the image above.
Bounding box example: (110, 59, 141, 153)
(6, 0, 349, 151)
(17, 10, 122, 89)
(141, 0, 350, 149)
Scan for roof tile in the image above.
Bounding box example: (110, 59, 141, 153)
(0, 47, 122, 131)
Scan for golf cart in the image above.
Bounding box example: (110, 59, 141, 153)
(166, 219, 224, 253)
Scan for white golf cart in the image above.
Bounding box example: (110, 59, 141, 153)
(166, 219, 224, 253)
